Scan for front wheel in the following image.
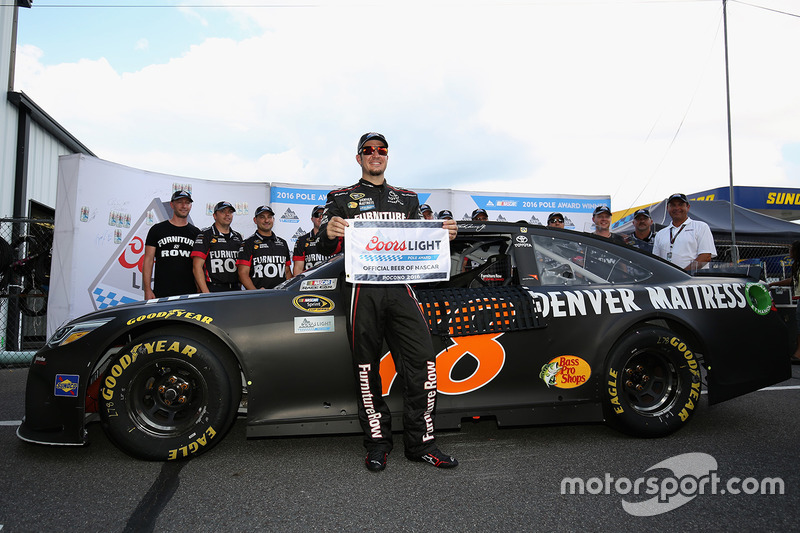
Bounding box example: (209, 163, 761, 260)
(603, 326, 702, 437)
(100, 328, 240, 460)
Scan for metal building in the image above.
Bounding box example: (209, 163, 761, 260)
(1, 1, 93, 362)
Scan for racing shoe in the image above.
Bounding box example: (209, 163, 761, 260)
(365, 450, 388, 472)
(405, 448, 458, 469)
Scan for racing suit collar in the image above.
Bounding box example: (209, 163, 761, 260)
(211, 224, 232, 238)
(358, 177, 386, 189)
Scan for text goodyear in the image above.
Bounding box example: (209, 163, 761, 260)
(101, 340, 198, 401)
(126, 309, 214, 326)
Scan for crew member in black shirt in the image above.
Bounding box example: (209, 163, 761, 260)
(627, 208, 656, 253)
(191, 201, 243, 292)
(142, 190, 201, 299)
(292, 205, 332, 276)
(238, 205, 292, 289)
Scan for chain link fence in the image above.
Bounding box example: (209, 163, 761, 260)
(1, 218, 53, 368)
(714, 241, 791, 282)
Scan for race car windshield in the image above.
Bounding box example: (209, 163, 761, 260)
(532, 235, 653, 285)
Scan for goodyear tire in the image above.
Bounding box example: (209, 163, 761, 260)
(99, 328, 240, 461)
(603, 326, 702, 437)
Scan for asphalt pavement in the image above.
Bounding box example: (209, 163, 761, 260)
(1, 366, 799, 532)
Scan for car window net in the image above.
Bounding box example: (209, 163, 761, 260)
(415, 286, 543, 337)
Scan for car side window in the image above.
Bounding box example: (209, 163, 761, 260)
(532, 235, 652, 285)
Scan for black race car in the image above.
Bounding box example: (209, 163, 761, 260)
(18, 222, 790, 460)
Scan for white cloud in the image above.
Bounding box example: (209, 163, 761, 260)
(134, 38, 149, 51)
(13, 0, 800, 211)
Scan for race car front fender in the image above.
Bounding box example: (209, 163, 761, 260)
(17, 349, 89, 446)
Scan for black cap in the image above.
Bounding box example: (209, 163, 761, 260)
(357, 132, 388, 153)
(312, 205, 325, 216)
(593, 205, 612, 216)
(254, 205, 274, 216)
(419, 204, 432, 213)
(633, 208, 651, 219)
(547, 212, 564, 223)
(668, 193, 688, 204)
(471, 208, 488, 219)
(214, 201, 235, 212)
(437, 209, 453, 220)
(171, 190, 193, 202)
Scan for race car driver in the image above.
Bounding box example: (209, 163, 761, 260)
(238, 205, 292, 289)
(317, 132, 459, 472)
(191, 201, 244, 292)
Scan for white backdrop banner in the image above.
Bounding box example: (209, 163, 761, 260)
(48, 155, 268, 335)
(451, 190, 609, 231)
(344, 220, 450, 284)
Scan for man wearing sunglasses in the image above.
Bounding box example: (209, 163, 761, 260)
(317, 132, 459, 472)
(292, 205, 332, 276)
(547, 212, 565, 229)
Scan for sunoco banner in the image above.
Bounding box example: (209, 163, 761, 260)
(344, 220, 450, 284)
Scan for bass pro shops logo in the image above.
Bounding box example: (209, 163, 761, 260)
(539, 356, 591, 388)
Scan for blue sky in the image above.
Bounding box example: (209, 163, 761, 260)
(19, 2, 255, 71)
(13, 0, 800, 212)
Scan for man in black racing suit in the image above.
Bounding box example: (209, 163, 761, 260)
(317, 132, 459, 472)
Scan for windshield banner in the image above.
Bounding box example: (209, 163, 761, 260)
(344, 220, 450, 284)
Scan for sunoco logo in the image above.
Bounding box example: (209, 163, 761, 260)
(54, 374, 80, 397)
(292, 294, 335, 313)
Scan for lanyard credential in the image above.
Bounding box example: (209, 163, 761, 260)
(666, 224, 686, 261)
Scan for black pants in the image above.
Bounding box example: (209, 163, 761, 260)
(346, 283, 438, 456)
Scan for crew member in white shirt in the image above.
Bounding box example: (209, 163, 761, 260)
(653, 193, 716, 271)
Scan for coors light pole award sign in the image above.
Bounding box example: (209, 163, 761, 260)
(343, 220, 450, 284)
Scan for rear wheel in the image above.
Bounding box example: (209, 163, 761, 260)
(603, 326, 702, 437)
(100, 328, 240, 460)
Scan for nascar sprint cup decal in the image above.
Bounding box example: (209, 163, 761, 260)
(343, 220, 450, 284)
